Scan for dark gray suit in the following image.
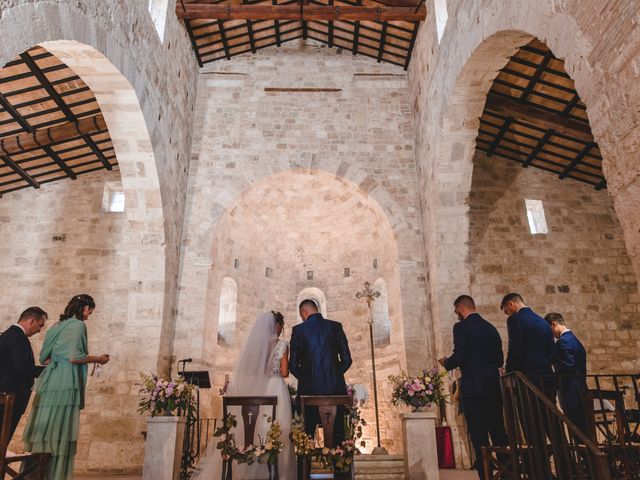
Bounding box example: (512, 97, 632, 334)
(0, 325, 41, 442)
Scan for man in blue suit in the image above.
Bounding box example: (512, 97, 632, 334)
(439, 295, 507, 480)
(545, 312, 588, 434)
(502, 293, 556, 398)
(290, 299, 352, 443)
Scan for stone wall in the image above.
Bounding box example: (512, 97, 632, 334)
(469, 152, 640, 372)
(173, 40, 430, 453)
(0, 170, 148, 472)
(410, 0, 640, 363)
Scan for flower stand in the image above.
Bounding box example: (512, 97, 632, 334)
(400, 411, 440, 480)
(142, 416, 186, 480)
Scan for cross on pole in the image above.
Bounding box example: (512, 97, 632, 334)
(356, 281, 381, 312)
(355, 281, 388, 455)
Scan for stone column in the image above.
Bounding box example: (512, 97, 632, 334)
(401, 411, 439, 480)
(142, 416, 186, 480)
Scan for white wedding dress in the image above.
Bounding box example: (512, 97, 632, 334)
(193, 312, 295, 480)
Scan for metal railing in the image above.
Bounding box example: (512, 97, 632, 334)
(181, 416, 219, 479)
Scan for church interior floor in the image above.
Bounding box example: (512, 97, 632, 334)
(74, 471, 477, 480)
(439, 469, 478, 479)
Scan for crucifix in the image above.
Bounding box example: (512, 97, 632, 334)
(356, 281, 388, 455)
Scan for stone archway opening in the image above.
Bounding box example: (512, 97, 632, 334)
(468, 37, 640, 373)
(202, 169, 406, 454)
(0, 40, 165, 473)
(427, 28, 640, 467)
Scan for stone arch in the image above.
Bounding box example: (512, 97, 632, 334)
(37, 40, 167, 367)
(0, 40, 166, 471)
(413, 2, 640, 466)
(174, 163, 425, 369)
(179, 168, 410, 451)
(0, 1, 198, 374)
(180, 167, 409, 364)
(296, 287, 328, 322)
(419, 2, 640, 361)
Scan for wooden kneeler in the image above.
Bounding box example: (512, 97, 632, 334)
(221, 395, 278, 480)
(0, 393, 50, 480)
(298, 395, 354, 480)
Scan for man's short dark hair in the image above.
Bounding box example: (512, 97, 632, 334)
(298, 299, 319, 311)
(500, 293, 524, 309)
(544, 312, 565, 326)
(453, 295, 475, 309)
(19, 306, 48, 323)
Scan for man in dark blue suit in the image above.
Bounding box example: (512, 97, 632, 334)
(502, 293, 555, 398)
(0, 306, 47, 443)
(439, 295, 507, 480)
(545, 312, 588, 434)
(289, 299, 352, 443)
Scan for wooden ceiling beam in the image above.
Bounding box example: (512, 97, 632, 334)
(0, 114, 106, 156)
(177, 2, 426, 21)
(83, 134, 113, 171)
(485, 93, 593, 143)
(1, 155, 40, 188)
(20, 51, 76, 122)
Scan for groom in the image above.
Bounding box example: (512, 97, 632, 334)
(289, 299, 352, 451)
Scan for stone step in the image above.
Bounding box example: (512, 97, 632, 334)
(355, 460, 404, 469)
(310, 454, 406, 480)
(356, 466, 404, 473)
(354, 455, 405, 479)
(355, 475, 404, 480)
(355, 454, 404, 462)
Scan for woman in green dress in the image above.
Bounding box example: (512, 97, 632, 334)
(23, 294, 110, 480)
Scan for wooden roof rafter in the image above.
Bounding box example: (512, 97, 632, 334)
(476, 39, 606, 190)
(0, 46, 117, 197)
(177, 0, 425, 68)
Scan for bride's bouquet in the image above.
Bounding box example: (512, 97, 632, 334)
(137, 372, 196, 417)
(388, 368, 447, 412)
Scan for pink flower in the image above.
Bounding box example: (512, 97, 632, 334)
(408, 390, 415, 397)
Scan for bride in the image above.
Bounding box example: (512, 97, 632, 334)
(193, 311, 296, 480)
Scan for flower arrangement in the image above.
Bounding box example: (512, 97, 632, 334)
(214, 414, 283, 467)
(291, 384, 365, 473)
(388, 368, 447, 412)
(288, 383, 297, 409)
(137, 373, 196, 417)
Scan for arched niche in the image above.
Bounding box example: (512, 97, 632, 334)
(296, 287, 328, 323)
(217, 276, 239, 346)
(372, 278, 391, 347)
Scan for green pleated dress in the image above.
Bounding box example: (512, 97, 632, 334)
(23, 317, 89, 480)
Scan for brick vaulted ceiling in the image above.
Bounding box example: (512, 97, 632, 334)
(177, 0, 426, 69)
(477, 39, 605, 190)
(0, 46, 116, 197)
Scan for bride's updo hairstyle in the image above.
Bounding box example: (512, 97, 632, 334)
(272, 311, 284, 327)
